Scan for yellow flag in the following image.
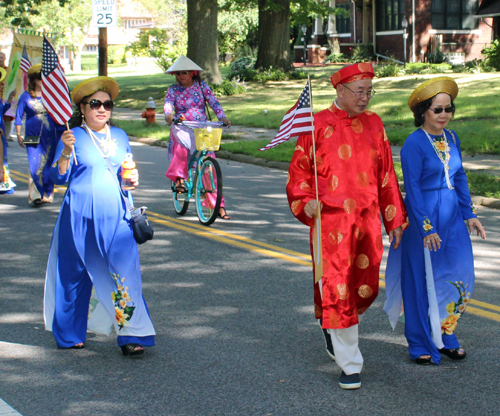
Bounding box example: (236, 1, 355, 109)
(313, 203, 323, 284)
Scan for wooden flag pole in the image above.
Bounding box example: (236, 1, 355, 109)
(307, 75, 323, 284)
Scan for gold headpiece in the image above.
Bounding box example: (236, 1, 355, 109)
(27, 63, 42, 76)
(408, 77, 458, 112)
(71, 76, 120, 106)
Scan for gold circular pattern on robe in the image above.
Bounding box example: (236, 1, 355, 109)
(324, 125, 334, 138)
(295, 145, 305, 153)
(328, 229, 343, 245)
(370, 148, 379, 161)
(365, 110, 374, 115)
(383, 130, 388, 141)
(354, 226, 365, 240)
(343, 198, 357, 214)
(351, 118, 363, 134)
(329, 310, 341, 327)
(338, 144, 352, 160)
(385, 204, 397, 221)
(348, 254, 353, 266)
(315, 155, 324, 169)
(356, 254, 369, 269)
(328, 175, 339, 193)
(286, 173, 290, 185)
(299, 155, 310, 170)
(382, 172, 389, 188)
(408, 76, 459, 112)
(357, 171, 369, 188)
(300, 181, 311, 191)
(376, 234, 383, 250)
(335, 283, 349, 300)
(358, 285, 374, 298)
(291, 200, 302, 215)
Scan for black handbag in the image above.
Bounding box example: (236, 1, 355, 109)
(23, 135, 41, 145)
(90, 126, 154, 244)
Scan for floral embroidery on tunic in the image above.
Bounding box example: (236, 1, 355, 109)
(469, 202, 477, 215)
(112, 273, 136, 330)
(442, 281, 471, 335)
(423, 217, 433, 233)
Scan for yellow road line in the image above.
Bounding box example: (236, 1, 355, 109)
(149, 211, 500, 322)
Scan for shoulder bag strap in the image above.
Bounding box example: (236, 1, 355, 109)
(199, 81, 212, 121)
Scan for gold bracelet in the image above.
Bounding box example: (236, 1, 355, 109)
(60, 152, 71, 160)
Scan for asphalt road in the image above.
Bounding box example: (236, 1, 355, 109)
(1, 140, 500, 416)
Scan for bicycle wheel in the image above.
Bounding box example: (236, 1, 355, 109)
(171, 180, 189, 215)
(195, 157, 222, 226)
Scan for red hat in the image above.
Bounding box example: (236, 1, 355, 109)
(330, 63, 375, 88)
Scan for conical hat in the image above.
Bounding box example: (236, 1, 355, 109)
(0, 68, 6, 83)
(165, 55, 203, 73)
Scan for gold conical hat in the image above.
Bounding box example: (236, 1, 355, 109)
(408, 76, 458, 112)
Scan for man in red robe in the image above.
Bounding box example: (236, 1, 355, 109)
(286, 63, 407, 389)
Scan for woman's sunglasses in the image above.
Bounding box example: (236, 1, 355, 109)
(82, 99, 115, 111)
(173, 71, 189, 76)
(428, 107, 454, 114)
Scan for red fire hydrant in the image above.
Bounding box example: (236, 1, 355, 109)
(141, 97, 156, 124)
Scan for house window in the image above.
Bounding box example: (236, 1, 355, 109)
(376, 0, 406, 31)
(431, 0, 478, 30)
(336, 3, 351, 34)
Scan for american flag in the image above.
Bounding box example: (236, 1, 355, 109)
(20, 44, 32, 73)
(41, 37, 73, 125)
(259, 81, 313, 151)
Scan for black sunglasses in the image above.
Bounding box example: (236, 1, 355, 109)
(428, 106, 454, 114)
(173, 71, 189, 76)
(82, 99, 114, 111)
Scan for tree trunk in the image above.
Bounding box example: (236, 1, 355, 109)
(187, 0, 222, 84)
(255, 0, 292, 71)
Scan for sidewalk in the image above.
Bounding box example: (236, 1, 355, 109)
(112, 107, 500, 209)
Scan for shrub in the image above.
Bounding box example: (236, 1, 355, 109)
(481, 39, 500, 71)
(210, 78, 247, 97)
(108, 45, 126, 65)
(81, 53, 97, 71)
(451, 59, 496, 73)
(228, 67, 257, 81)
(231, 56, 256, 72)
(349, 44, 374, 63)
(323, 52, 345, 64)
(289, 69, 309, 80)
(375, 64, 403, 78)
(426, 48, 448, 64)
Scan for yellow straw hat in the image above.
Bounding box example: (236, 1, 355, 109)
(71, 76, 120, 106)
(0, 67, 6, 83)
(27, 63, 42, 76)
(408, 76, 458, 112)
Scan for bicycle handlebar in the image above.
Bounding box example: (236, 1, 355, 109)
(171, 118, 228, 128)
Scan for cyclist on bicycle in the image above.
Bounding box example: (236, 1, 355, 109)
(164, 55, 231, 220)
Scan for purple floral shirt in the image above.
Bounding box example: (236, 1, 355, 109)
(163, 81, 226, 121)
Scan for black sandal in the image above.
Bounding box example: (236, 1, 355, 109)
(174, 178, 187, 193)
(121, 343, 144, 357)
(218, 208, 231, 220)
(439, 347, 466, 360)
(415, 354, 431, 365)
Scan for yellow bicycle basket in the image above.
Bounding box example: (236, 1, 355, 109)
(194, 127, 223, 151)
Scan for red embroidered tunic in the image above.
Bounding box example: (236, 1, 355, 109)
(286, 104, 407, 329)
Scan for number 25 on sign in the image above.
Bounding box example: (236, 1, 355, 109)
(92, 0, 117, 28)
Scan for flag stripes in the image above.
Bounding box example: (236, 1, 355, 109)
(20, 44, 32, 73)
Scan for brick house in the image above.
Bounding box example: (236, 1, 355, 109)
(298, 0, 496, 64)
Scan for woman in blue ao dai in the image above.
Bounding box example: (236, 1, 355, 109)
(0, 84, 17, 194)
(384, 77, 486, 365)
(44, 76, 155, 357)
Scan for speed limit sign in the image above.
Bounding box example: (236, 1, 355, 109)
(92, 0, 118, 28)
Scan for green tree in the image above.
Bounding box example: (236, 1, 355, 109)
(0, 0, 67, 27)
(30, 0, 92, 71)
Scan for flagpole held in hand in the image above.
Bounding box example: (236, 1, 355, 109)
(41, 36, 77, 165)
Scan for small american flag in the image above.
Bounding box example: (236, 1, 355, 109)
(20, 44, 32, 73)
(259, 81, 313, 151)
(41, 37, 73, 125)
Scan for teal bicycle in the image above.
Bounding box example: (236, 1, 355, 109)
(170, 119, 225, 226)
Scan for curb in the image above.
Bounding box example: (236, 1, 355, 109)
(129, 136, 499, 211)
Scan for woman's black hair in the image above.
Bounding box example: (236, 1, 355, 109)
(27, 71, 42, 98)
(68, 92, 114, 128)
(413, 95, 455, 127)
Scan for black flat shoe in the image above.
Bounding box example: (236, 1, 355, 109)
(439, 347, 466, 360)
(415, 354, 431, 365)
(121, 343, 144, 357)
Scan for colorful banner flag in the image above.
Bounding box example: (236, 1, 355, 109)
(20, 44, 32, 73)
(259, 81, 313, 151)
(41, 37, 73, 125)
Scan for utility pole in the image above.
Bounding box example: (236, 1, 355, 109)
(98, 27, 108, 76)
(92, 0, 117, 76)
